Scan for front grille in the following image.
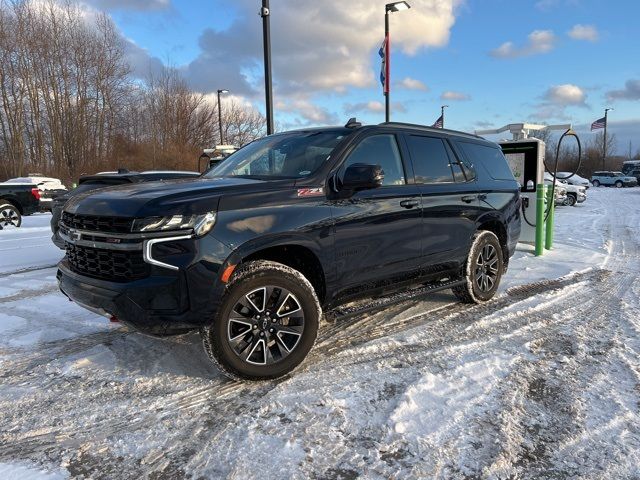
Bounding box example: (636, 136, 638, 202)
(66, 243, 149, 282)
(62, 212, 133, 234)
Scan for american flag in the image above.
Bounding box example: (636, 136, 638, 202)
(379, 35, 389, 94)
(591, 116, 606, 131)
(431, 114, 443, 129)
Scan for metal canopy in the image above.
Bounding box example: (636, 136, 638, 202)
(475, 123, 572, 141)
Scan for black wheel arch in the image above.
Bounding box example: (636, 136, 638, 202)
(225, 235, 328, 304)
(0, 196, 23, 214)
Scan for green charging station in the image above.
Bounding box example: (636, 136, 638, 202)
(475, 123, 572, 256)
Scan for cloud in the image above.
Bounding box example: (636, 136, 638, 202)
(398, 77, 429, 91)
(543, 84, 586, 105)
(275, 97, 339, 126)
(530, 84, 587, 121)
(606, 79, 640, 102)
(441, 91, 470, 101)
(123, 40, 166, 79)
(475, 121, 494, 129)
(183, 0, 461, 96)
(568, 24, 598, 42)
(490, 30, 557, 58)
(344, 101, 406, 114)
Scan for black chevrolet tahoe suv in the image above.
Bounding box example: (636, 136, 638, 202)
(57, 121, 521, 380)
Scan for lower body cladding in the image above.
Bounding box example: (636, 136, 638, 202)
(57, 234, 231, 336)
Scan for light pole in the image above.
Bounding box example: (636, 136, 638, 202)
(217, 89, 229, 145)
(602, 107, 613, 170)
(384, 1, 411, 123)
(441, 104, 449, 128)
(260, 0, 274, 135)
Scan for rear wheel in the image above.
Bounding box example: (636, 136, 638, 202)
(592, 180, 600, 187)
(453, 231, 504, 304)
(0, 203, 21, 228)
(201, 260, 320, 380)
(566, 194, 577, 206)
(615, 181, 623, 188)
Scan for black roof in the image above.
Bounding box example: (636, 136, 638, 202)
(276, 121, 484, 141)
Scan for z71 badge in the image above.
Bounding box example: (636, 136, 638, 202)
(297, 187, 324, 197)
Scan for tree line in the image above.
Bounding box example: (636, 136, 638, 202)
(0, 0, 266, 184)
(532, 129, 640, 178)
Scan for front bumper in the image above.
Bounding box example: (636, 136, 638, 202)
(57, 233, 232, 335)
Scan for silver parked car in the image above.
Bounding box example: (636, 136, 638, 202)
(590, 171, 638, 188)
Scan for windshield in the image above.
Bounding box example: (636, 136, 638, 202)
(204, 130, 350, 179)
(613, 172, 624, 177)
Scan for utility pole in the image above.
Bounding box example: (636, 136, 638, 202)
(603, 107, 613, 170)
(260, 0, 274, 135)
(383, 2, 411, 123)
(217, 89, 229, 145)
(441, 105, 449, 128)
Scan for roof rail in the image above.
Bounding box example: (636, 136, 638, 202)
(379, 121, 482, 139)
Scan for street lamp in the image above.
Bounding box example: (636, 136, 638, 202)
(384, 1, 411, 122)
(217, 89, 229, 145)
(260, 1, 274, 135)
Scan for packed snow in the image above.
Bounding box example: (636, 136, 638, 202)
(0, 188, 639, 479)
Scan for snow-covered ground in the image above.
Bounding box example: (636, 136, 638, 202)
(1, 189, 639, 479)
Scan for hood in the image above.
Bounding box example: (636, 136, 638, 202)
(64, 177, 279, 218)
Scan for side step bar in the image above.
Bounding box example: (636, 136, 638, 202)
(326, 278, 464, 321)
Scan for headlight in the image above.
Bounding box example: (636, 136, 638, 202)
(132, 212, 216, 236)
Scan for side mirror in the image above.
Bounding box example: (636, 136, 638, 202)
(342, 163, 384, 191)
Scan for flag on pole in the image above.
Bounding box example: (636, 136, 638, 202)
(379, 35, 389, 94)
(591, 116, 606, 131)
(431, 114, 443, 128)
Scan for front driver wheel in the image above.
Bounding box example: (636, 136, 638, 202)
(592, 180, 600, 187)
(566, 194, 577, 206)
(201, 260, 320, 380)
(453, 230, 504, 304)
(615, 181, 623, 188)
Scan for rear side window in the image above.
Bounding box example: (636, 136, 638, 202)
(406, 135, 454, 184)
(458, 142, 516, 181)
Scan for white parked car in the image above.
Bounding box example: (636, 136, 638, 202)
(555, 172, 590, 189)
(544, 173, 586, 207)
(543, 173, 568, 206)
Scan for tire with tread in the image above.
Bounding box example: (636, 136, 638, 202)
(566, 194, 577, 207)
(453, 230, 504, 304)
(592, 180, 600, 187)
(201, 260, 320, 381)
(0, 203, 21, 228)
(615, 181, 623, 188)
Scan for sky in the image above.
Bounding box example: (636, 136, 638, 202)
(84, 0, 638, 154)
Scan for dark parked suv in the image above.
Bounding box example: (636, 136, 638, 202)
(57, 121, 521, 380)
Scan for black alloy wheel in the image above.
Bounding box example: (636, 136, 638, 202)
(474, 244, 500, 294)
(453, 230, 504, 304)
(227, 286, 305, 366)
(202, 260, 320, 380)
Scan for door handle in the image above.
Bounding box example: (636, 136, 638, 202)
(400, 199, 420, 209)
(461, 195, 477, 203)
